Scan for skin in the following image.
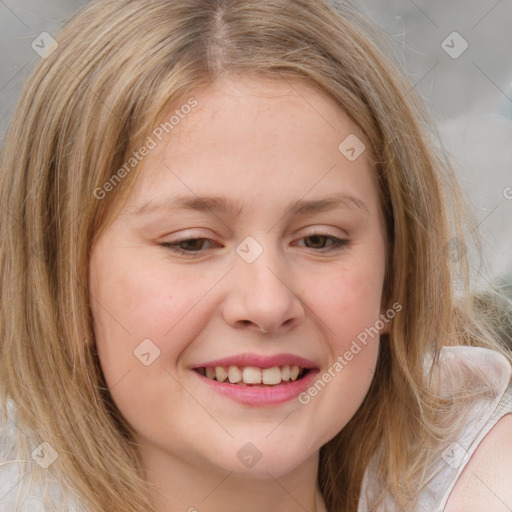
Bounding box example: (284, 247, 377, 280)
(444, 414, 512, 511)
(89, 75, 388, 512)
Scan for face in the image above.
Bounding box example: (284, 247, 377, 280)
(89, 75, 387, 480)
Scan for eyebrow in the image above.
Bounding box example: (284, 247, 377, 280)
(133, 192, 369, 218)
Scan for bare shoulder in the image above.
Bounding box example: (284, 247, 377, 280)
(444, 414, 512, 512)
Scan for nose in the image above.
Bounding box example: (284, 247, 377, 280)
(221, 245, 305, 334)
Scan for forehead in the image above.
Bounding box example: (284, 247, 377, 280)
(167, 75, 364, 146)
(122, 75, 379, 218)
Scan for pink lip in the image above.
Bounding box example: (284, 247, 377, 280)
(190, 353, 318, 370)
(193, 368, 320, 406)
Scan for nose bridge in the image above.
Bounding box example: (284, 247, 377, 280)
(236, 235, 290, 300)
(223, 235, 304, 332)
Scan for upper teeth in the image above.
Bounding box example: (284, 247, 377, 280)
(204, 365, 303, 385)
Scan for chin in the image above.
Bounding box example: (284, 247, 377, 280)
(217, 444, 316, 479)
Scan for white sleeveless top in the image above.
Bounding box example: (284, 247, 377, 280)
(357, 345, 512, 512)
(1, 345, 511, 511)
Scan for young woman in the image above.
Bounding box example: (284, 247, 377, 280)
(1, 1, 511, 511)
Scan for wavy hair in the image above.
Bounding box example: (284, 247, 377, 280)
(1, 1, 511, 511)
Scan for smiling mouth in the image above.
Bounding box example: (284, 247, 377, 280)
(194, 365, 310, 386)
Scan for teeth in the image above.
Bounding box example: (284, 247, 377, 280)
(243, 366, 262, 384)
(201, 364, 305, 385)
(262, 366, 282, 385)
(228, 365, 242, 384)
(215, 366, 228, 382)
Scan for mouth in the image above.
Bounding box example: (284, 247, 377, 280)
(193, 364, 320, 406)
(194, 365, 311, 387)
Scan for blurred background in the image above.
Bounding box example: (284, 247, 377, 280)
(0, 0, 511, 293)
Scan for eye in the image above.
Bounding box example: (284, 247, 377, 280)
(160, 233, 348, 257)
(160, 238, 216, 256)
(295, 234, 349, 252)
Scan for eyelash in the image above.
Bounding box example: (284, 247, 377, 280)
(160, 234, 349, 257)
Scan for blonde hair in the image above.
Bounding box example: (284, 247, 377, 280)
(1, 0, 510, 510)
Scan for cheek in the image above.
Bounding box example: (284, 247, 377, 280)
(297, 266, 382, 441)
(90, 252, 212, 382)
(90, 255, 216, 430)
(312, 260, 385, 348)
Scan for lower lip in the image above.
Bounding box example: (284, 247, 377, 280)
(193, 369, 320, 406)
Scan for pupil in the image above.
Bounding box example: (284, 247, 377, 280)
(183, 239, 203, 250)
(308, 235, 325, 248)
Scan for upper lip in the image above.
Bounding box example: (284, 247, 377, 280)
(191, 353, 319, 370)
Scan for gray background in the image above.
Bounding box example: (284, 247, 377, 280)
(1, 0, 511, 286)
